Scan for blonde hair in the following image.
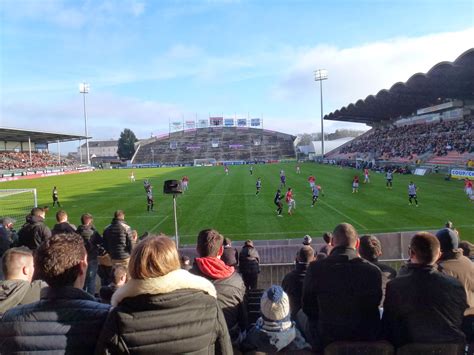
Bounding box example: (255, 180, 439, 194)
(129, 235, 180, 279)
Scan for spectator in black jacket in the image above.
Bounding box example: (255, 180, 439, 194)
(96, 235, 232, 354)
(0, 217, 17, 279)
(0, 233, 110, 353)
(0, 247, 46, 316)
(77, 213, 104, 295)
(359, 234, 397, 306)
(282, 245, 315, 319)
(302, 223, 382, 351)
(221, 237, 238, 267)
(17, 207, 51, 250)
(103, 210, 134, 269)
(191, 229, 247, 345)
(382, 232, 468, 348)
(319, 232, 333, 255)
(51, 210, 76, 236)
(239, 239, 260, 290)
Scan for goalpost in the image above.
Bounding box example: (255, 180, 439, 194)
(0, 189, 37, 223)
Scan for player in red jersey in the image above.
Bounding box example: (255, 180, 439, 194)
(465, 178, 473, 199)
(285, 187, 296, 215)
(308, 175, 316, 189)
(181, 176, 189, 192)
(352, 175, 359, 193)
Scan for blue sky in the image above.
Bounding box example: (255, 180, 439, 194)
(1, 0, 473, 153)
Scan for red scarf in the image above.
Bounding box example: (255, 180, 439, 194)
(195, 257, 234, 279)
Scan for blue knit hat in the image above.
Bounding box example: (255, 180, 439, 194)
(260, 285, 290, 321)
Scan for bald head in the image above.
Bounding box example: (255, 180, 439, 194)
(332, 223, 359, 248)
(2, 247, 35, 282)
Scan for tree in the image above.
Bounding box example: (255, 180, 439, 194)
(117, 128, 138, 160)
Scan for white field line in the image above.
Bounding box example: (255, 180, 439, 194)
(318, 199, 368, 230)
(149, 215, 170, 233)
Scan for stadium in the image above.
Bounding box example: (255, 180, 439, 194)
(1, 18, 473, 354)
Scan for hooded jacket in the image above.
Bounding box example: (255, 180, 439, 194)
(0, 279, 45, 316)
(191, 257, 247, 343)
(17, 215, 51, 250)
(95, 269, 233, 355)
(103, 218, 133, 260)
(239, 245, 260, 275)
(382, 263, 468, 347)
(77, 224, 105, 261)
(51, 221, 77, 236)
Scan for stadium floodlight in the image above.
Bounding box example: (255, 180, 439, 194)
(314, 69, 328, 158)
(79, 82, 91, 165)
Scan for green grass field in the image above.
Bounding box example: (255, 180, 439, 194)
(1, 162, 473, 245)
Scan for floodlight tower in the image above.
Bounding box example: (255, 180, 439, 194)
(314, 69, 328, 158)
(79, 82, 91, 165)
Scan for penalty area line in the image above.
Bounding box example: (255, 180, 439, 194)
(318, 199, 368, 231)
(149, 215, 169, 233)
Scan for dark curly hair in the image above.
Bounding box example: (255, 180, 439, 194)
(35, 233, 86, 287)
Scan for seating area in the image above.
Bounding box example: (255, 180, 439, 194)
(133, 127, 296, 164)
(336, 117, 473, 164)
(0, 151, 76, 170)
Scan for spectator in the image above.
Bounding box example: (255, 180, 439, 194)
(0, 234, 111, 353)
(76, 213, 104, 295)
(282, 245, 315, 319)
(180, 254, 192, 270)
(319, 232, 332, 255)
(315, 253, 327, 261)
(302, 235, 312, 246)
(103, 210, 134, 269)
(221, 237, 238, 267)
(190, 229, 247, 345)
(17, 207, 51, 250)
(241, 285, 310, 353)
(99, 265, 127, 304)
(459, 240, 474, 260)
(0, 247, 45, 315)
(239, 239, 260, 291)
(359, 234, 397, 305)
(51, 210, 76, 235)
(302, 223, 382, 351)
(435, 228, 474, 314)
(95, 235, 232, 354)
(0, 217, 17, 279)
(382, 232, 468, 347)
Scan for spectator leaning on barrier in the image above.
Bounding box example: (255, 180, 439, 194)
(302, 223, 382, 351)
(221, 237, 239, 267)
(51, 210, 77, 236)
(103, 210, 135, 269)
(319, 232, 333, 255)
(190, 229, 247, 345)
(282, 245, 315, 319)
(435, 228, 474, 315)
(0, 247, 46, 316)
(382, 232, 468, 348)
(96, 235, 232, 354)
(0, 233, 111, 353)
(17, 207, 51, 250)
(239, 239, 260, 291)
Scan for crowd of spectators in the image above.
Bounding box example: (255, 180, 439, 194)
(0, 151, 76, 170)
(340, 117, 473, 159)
(0, 208, 473, 354)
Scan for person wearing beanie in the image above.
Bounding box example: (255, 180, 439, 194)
(302, 235, 312, 246)
(282, 246, 315, 319)
(435, 227, 474, 340)
(241, 285, 310, 353)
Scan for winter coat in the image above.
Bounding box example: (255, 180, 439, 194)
(51, 221, 77, 236)
(103, 218, 133, 260)
(282, 262, 309, 319)
(221, 246, 238, 266)
(17, 215, 51, 250)
(95, 269, 233, 355)
(302, 246, 382, 350)
(0, 280, 45, 316)
(0, 225, 16, 257)
(239, 245, 260, 275)
(191, 258, 247, 343)
(0, 286, 111, 353)
(382, 263, 468, 347)
(437, 250, 474, 315)
(77, 224, 105, 261)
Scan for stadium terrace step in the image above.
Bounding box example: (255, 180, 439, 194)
(396, 343, 465, 355)
(427, 151, 473, 166)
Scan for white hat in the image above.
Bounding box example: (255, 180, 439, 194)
(260, 285, 290, 321)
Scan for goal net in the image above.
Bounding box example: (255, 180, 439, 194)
(194, 158, 217, 166)
(0, 189, 37, 224)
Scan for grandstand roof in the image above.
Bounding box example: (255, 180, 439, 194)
(325, 48, 474, 124)
(0, 127, 88, 144)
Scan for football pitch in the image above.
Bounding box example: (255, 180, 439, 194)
(1, 163, 473, 245)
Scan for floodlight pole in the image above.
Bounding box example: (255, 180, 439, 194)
(173, 193, 179, 248)
(314, 69, 328, 158)
(79, 83, 90, 165)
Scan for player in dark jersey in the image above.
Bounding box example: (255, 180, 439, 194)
(144, 179, 151, 193)
(311, 185, 321, 207)
(274, 189, 283, 216)
(146, 188, 154, 212)
(255, 177, 262, 195)
(52, 186, 61, 207)
(408, 181, 418, 207)
(386, 170, 393, 189)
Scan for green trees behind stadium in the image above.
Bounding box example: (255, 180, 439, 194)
(117, 128, 138, 160)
